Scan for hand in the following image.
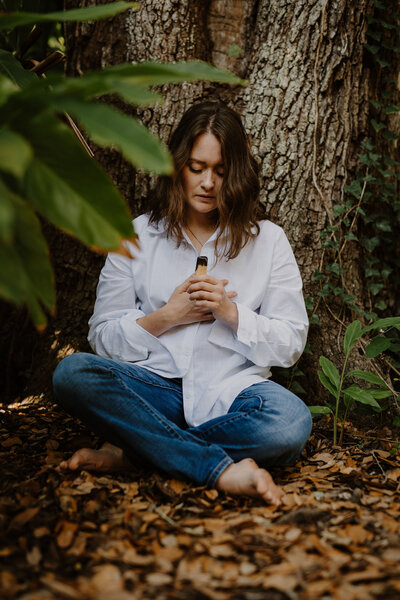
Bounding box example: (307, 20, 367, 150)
(186, 274, 238, 331)
(164, 275, 216, 327)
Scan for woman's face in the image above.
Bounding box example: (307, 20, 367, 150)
(182, 132, 224, 220)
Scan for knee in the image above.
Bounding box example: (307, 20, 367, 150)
(274, 403, 313, 464)
(53, 353, 93, 404)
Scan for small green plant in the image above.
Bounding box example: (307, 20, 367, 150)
(309, 317, 400, 444)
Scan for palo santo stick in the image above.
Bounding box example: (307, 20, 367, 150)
(195, 256, 208, 275)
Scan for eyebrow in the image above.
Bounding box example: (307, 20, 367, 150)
(188, 158, 224, 166)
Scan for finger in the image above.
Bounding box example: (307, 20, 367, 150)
(227, 291, 237, 298)
(190, 274, 219, 285)
(187, 282, 216, 294)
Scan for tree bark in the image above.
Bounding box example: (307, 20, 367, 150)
(1, 0, 394, 404)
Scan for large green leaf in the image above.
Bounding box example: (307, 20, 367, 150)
(55, 98, 173, 174)
(343, 320, 363, 356)
(0, 189, 54, 327)
(48, 72, 163, 106)
(365, 336, 392, 358)
(319, 356, 340, 391)
(0, 49, 36, 88)
(345, 369, 388, 388)
(0, 178, 15, 240)
(19, 112, 133, 249)
(0, 127, 32, 177)
(362, 317, 400, 334)
(102, 60, 246, 86)
(0, 2, 139, 31)
(343, 385, 381, 409)
(0, 72, 19, 105)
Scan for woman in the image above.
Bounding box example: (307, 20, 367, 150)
(53, 102, 312, 505)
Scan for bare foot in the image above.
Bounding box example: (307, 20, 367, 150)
(57, 442, 132, 473)
(216, 458, 282, 505)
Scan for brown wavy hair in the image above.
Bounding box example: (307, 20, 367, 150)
(147, 102, 262, 259)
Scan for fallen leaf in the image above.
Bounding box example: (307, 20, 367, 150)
(8, 507, 39, 530)
(90, 564, 123, 593)
(56, 520, 78, 548)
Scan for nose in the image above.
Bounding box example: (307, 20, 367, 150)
(201, 169, 215, 191)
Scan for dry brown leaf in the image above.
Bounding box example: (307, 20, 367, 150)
(56, 520, 78, 549)
(343, 523, 374, 544)
(146, 572, 173, 586)
(90, 564, 123, 593)
(26, 545, 42, 566)
(8, 507, 39, 530)
(1, 436, 22, 447)
(41, 574, 83, 599)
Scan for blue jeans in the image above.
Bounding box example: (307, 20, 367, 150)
(53, 353, 312, 487)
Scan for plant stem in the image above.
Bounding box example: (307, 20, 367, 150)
(334, 354, 349, 445)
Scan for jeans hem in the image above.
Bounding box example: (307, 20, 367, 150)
(206, 456, 234, 488)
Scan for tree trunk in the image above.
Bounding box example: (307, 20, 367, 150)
(1, 0, 396, 405)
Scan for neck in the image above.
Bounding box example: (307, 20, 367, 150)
(184, 210, 218, 232)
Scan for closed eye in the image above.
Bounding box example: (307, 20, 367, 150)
(188, 164, 224, 177)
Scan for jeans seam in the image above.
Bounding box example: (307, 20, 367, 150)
(198, 395, 263, 438)
(106, 365, 181, 393)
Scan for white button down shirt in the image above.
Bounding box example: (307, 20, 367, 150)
(88, 214, 308, 427)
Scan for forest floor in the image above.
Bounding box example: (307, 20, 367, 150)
(0, 397, 400, 600)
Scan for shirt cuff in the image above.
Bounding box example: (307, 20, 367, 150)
(120, 314, 162, 353)
(208, 303, 255, 351)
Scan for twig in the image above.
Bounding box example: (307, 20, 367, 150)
(30, 51, 65, 76)
(371, 450, 387, 484)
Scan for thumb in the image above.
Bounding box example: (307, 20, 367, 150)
(227, 291, 238, 298)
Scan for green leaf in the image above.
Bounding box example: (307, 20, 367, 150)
(305, 295, 314, 310)
(345, 369, 388, 387)
(55, 98, 173, 174)
(344, 180, 362, 198)
(319, 356, 340, 390)
(365, 336, 392, 358)
(318, 370, 338, 397)
(20, 112, 133, 250)
(362, 317, 400, 333)
(48, 72, 163, 106)
(368, 281, 384, 295)
(344, 232, 358, 242)
(343, 385, 381, 409)
(101, 60, 246, 86)
(374, 300, 387, 311)
(344, 320, 363, 355)
(0, 49, 37, 88)
(369, 389, 393, 399)
(227, 44, 244, 57)
(0, 192, 55, 327)
(327, 263, 346, 276)
(290, 381, 306, 396)
(0, 128, 32, 177)
(0, 178, 15, 240)
(371, 120, 385, 132)
(308, 406, 333, 417)
(0, 2, 139, 31)
(310, 314, 321, 326)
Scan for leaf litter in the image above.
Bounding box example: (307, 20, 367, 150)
(0, 398, 399, 599)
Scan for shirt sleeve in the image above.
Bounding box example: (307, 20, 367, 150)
(207, 227, 309, 368)
(87, 251, 162, 362)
